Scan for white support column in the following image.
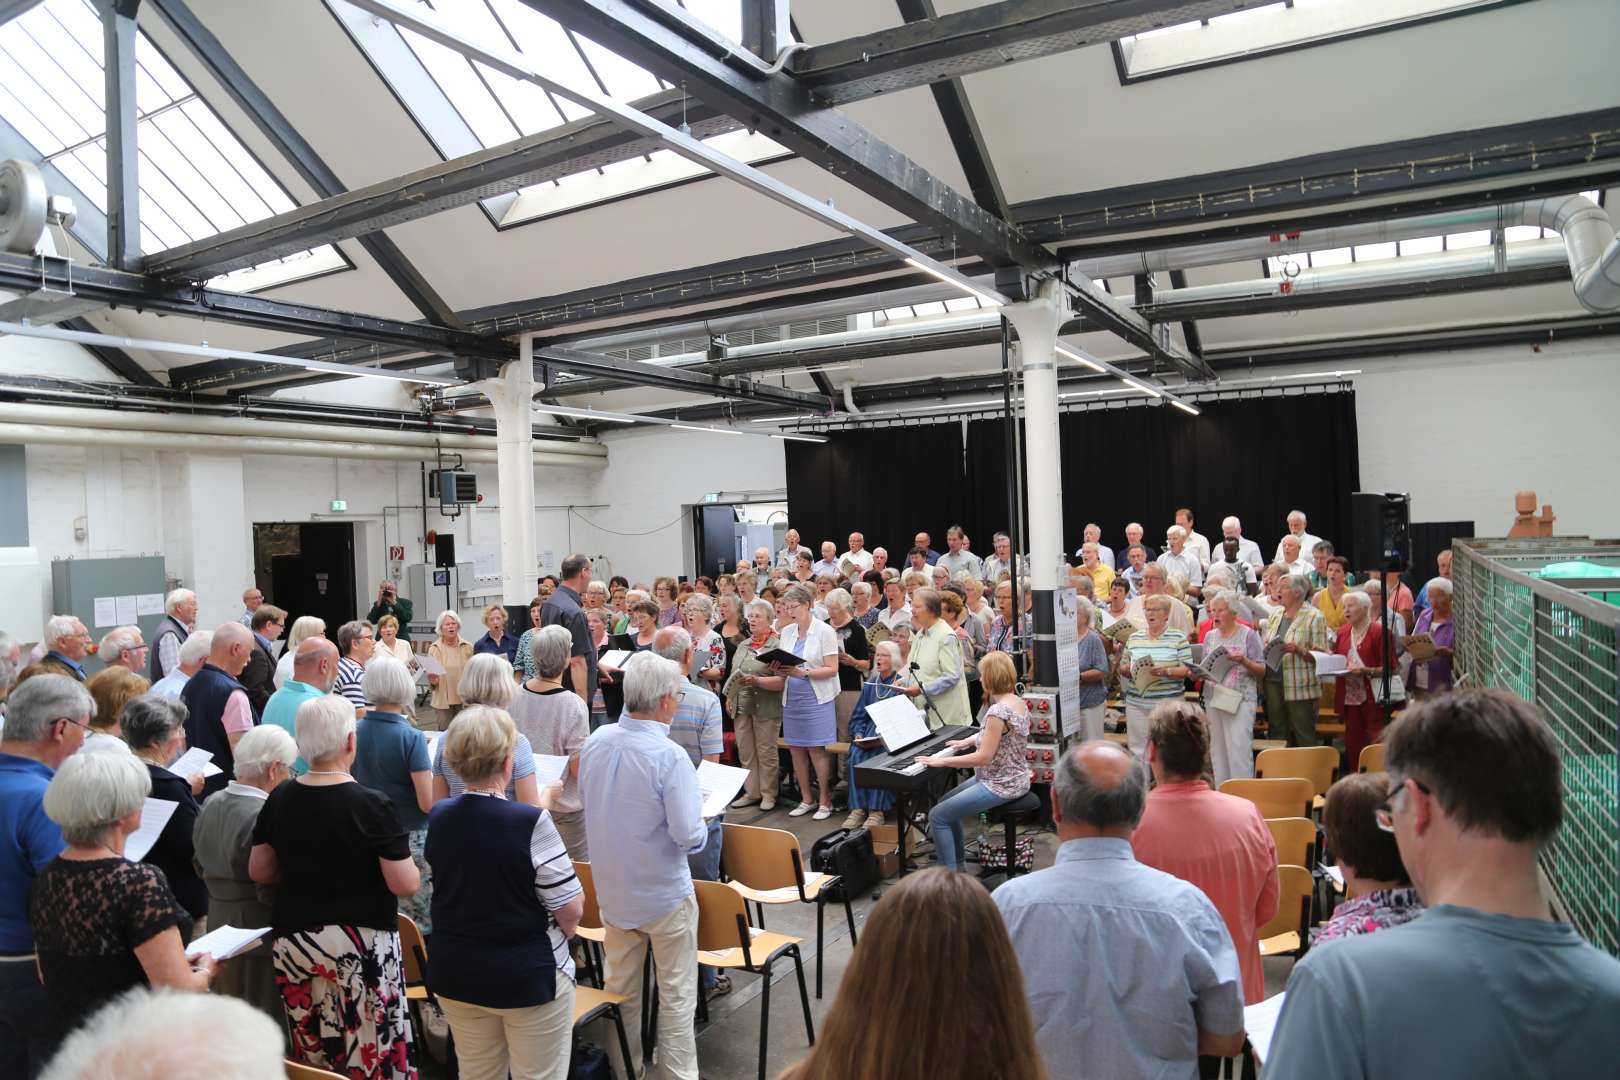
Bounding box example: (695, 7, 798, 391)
(480, 344, 537, 606)
(1003, 278, 1070, 685)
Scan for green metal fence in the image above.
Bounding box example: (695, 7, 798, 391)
(1453, 539, 1619, 957)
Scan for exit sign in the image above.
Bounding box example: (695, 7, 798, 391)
(703, 493, 719, 503)
(330, 499, 348, 512)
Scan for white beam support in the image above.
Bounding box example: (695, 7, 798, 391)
(481, 349, 538, 606)
(1004, 278, 1068, 594)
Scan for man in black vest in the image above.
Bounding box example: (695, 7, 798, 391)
(179, 623, 255, 799)
(149, 588, 198, 682)
(539, 554, 596, 717)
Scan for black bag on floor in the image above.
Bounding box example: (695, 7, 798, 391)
(809, 827, 879, 901)
(568, 1038, 611, 1080)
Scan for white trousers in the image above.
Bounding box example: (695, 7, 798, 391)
(1208, 698, 1258, 786)
(1125, 701, 1156, 759)
(603, 894, 700, 1080)
(438, 976, 575, 1080)
(1077, 702, 1105, 742)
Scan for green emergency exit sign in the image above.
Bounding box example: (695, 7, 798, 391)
(330, 499, 348, 512)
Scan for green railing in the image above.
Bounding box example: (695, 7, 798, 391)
(1453, 539, 1619, 957)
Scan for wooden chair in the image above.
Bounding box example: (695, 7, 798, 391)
(695, 880, 814, 1080)
(1358, 743, 1387, 773)
(1258, 864, 1313, 960)
(285, 1062, 345, 1080)
(573, 860, 608, 987)
(721, 822, 858, 998)
(573, 984, 636, 1080)
(1219, 777, 1314, 820)
(1255, 745, 1339, 813)
(1264, 817, 1317, 871)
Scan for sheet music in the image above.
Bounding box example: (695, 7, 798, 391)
(696, 759, 750, 819)
(599, 649, 632, 668)
(168, 747, 223, 779)
(1245, 992, 1287, 1065)
(414, 652, 447, 677)
(1264, 637, 1288, 670)
(124, 799, 178, 863)
(1315, 653, 1349, 677)
(533, 754, 569, 786)
(185, 924, 271, 960)
(864, 692, 930, 752)
(1322, 863, 1345, 890)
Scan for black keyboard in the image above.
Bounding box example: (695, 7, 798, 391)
(852, 725, 978, 794)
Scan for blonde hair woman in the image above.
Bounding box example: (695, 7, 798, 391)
(431, 654, 542, 808)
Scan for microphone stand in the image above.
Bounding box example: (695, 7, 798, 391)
(908, 660, 946, 729)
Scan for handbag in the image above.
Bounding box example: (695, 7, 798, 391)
(1370, 674, 1407, 704)
(809, 827, 880, 901)
(1209, 681, 1245, 713)
(978, 831, 1036, 873)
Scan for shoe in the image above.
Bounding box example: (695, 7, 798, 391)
(759, 798, 777, 811)
(865, 811, 886, 829)
(813, 806, 833, 821)
(730, 795, 762, 809)
(707, 973, 732, 999)
(788, 803, 812, 817)
(842, 810, 867, 829)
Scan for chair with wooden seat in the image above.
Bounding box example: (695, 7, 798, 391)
(1264, 817, 1317, 871)
(285, 1062, 345, 1080)
(1219, 777, 1314, 820)
(573, 860, 608, 987)
(695, 880, 814, 1080)
(573, 984, 636, 1080)
(1255, 745, 1339, 814)
(1358, 742, 1387, 773)
(1257, 864, 1314, 960)
(721, 822, 857, 998)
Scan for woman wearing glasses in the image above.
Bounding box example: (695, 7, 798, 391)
(1313, 771, 1424, 945)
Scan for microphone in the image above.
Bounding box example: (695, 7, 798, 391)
(909, 661, 919, 671)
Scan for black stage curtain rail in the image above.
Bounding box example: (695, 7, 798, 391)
(783, 421, 969, 560)
(966, 391, 1362, 563)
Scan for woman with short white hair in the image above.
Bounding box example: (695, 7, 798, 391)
(775, 584, 841, 820)
(1262, 574, 1332, 747)
(722, 598, 786, 811)
(1408, 577, 1455, 697)
(1334, 589, 1388, 769)
(433, 654, 541, 807)
(841, 640, 906, 830)
(249, 694, 418, 1079)
(354, 657, 436, 932)
(681, 594, 725, 689)
(1200, 591, 1266, 784)
(31, 751, 216, 1049)
(509, 627, 591, 860)
(192, 724, 296, 1023)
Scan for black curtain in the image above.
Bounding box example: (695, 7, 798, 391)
(965, 390, 1361, 559)
(783, 422, 967, 557)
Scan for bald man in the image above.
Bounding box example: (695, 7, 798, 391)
(261, 637, 340, 775)
(178, 622, 259, 797)
(994, 741, 1245, 1078)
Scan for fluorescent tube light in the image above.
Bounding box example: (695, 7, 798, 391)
(671, 424, 742, 435)
(1054, 343, 1105, 372)
(771, 433, 829, 443)
(1170, 399, 1202, 416)
(533, 404, 639, 424)
(1120, 377, 1162, 398)
(903, 258, 1007, 308)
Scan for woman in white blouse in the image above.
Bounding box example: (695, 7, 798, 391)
(773, 583, 840, 820)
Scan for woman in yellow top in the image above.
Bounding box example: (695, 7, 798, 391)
(425, 610, 474, 730)
(1313, 555, 1351, 630)
(900, 588, 972, 729)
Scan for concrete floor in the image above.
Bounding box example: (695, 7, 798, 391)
(421, 798, 1299, 1079)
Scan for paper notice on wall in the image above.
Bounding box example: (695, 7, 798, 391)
(93, 596, 117, 628)
(136, 593, 164, 617)
(115, 595, 138, 625)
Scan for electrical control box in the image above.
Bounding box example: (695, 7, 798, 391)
(1021, 688, 1062, 787)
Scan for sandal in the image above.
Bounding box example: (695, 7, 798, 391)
(708, 974, 733, 999)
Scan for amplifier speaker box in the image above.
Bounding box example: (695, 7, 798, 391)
(1350, 491, 1412, 572)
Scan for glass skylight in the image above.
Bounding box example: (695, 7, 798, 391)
(0, 0, 346, 291)
(340, 0, 789, 227)
(1116, 0, 1510, 80)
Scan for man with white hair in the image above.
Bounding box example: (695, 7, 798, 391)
(0, 630, 22, 715)
(179, 623, 256, 799)
(1220, 517, 1264, 571)
(840, 531, 874, 575)
(982, 531, 1017, 584)
(149, 632, 213, 701)
(870, 546, 889, 576)
(579, 651, 707, 1080)
(238, 587, 264, 628)
(38, 986, 285, 1080)
(0, 674, 91, 1075)
(811, 541, 839, 580)
(1074, 523, 1114, 571)
(149, 589, 198, 681)
(1158, 527, 1205, 598)
(1274, 510, 1322, 566)
(751, 546, 773, 591)
(776, 528, 812, 571)
(1124, 564, 1195, 636)
(1279, 534, 1314, 578)
(38, 616, 91, 682)
(1116, 523, 1156, 572)
(97, 627, 148, 674)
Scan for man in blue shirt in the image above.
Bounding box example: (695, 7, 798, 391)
(261, 638, 339, 773)
(0, 674, 91, 1077)
(580, 651, 707, 1080)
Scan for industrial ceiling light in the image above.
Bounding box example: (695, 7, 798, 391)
(1120, 376, 1162, 399)
(0, 319, 463, 386)
(770, 432, 829, 443)
(1053, 343, 1105, 373)
(1170, 399, 1202, 416)
(532, 404, 639, 424)
(903, 258, 1006, 308)
(671, 423, 742, 435)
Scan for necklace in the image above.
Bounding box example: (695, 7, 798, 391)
(303, 769, 351, 779)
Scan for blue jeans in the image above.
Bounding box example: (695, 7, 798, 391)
(0, 958, 54, 1078)
(688, 819, 724, 992)
(928, 777, 1013, 872)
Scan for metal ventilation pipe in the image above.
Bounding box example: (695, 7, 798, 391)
(1531, 195, 1620, 312)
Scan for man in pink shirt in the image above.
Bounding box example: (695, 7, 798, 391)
(1132, 702, 1279, 1004)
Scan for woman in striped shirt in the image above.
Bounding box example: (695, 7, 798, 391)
(1120, 595, 1192, 758)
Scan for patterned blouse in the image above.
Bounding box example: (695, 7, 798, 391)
(1311, 886, 1425, 946)
(975, 700, 1032, 801)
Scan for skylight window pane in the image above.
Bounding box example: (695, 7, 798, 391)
(1311, 246, 1352, 267)
(141, 117, 243, 233)
(882, 307, 913, 322)
(53, 147, 105, 209)
(49, 0, 102, 61)
(477, 63, 564, 135)
(0, 70, 67, 157)
(133, 28, 192, 101)
(1503, 225, 1542, 243)
(943, 296, 981, 312)
(489, 2, 599, 119)
(0, 25, 98, 142)
(1399, 235, 1444, 256)
(158, 107, 271, 221)
(20, 11, 106, 122)
(179, 101, 294, 216)
(1353, 241, 1397, 262)
(402, 28, 519, 147)
(1210, 3, 1285, 23)
(1446, 230, 1490, 250)
(572, 32, 661, 99)
(681, 0, 742, 44)
(136, 149, 211, 241)
(1134, 20, 1199, 40)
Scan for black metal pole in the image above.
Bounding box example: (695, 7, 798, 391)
(1000, 314, 1025, 677)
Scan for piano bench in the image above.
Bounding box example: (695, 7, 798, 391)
(984, 792, 1042, 881)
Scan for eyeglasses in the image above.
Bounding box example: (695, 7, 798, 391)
(52, 715, 91, 732)
(1375, 775, 1430, 832)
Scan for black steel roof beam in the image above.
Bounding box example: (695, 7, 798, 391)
(740, 0, 791, 64)
(533, 344, 827, 411)
(146, 0, 463, 328)
(60, 316, 163, 387)
(520, 0, 1052, 272)
(0, 1, 46, 25)
(788, 0, 1265, 104)
(99, 0, 141, 271)
(142, 90, 731, 279)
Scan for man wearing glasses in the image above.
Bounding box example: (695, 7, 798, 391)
(240, 606, 288, 715)
(96, 627, 148, 674)
(1268, 689, 1620, 1077)
(37, 617, 91, 683)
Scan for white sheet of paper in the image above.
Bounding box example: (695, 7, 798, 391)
(755, 871, 828, 900)
(1322, 863, 1345, 890)
(533, 754, 569, 786)
(1244, 992, 1287, 1065)
(115, 594, 138, 625)
(185, 924, 272, 960)
(135, 593, 164, 617)
(599, 649, 632, 668)
(414, 652, 446, 677)
(124, 798, 179, 863)
(168, 747, 223, 779)
(93, 596, 117, 628)
(864, 692, 931, 752)
(1315, 653, 1349, 676)
(697, 759, 750, 819)
(424, 730, 444, 763)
